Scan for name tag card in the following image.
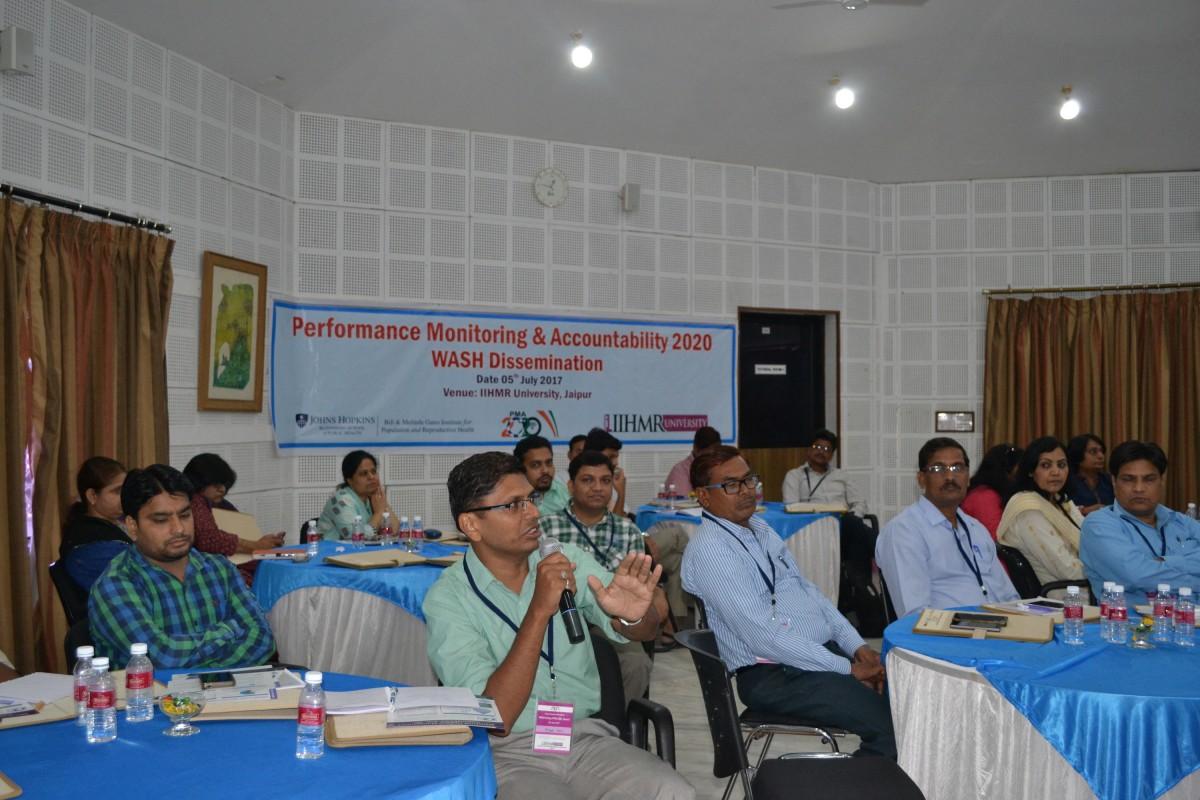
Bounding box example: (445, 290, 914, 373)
(532, 700, 574, 754)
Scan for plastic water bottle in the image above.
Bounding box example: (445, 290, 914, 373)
(86, 657, 117, 743)
(1175, 587, 1195, 647)
(1062, 586, 1085, 645)
(351, 514, 365, 549)
(667, 483, 677, 510)
(399, 515, 411, 552)
(1110, 585, 1129, 644)
(305, 520, 320, 558)
(124, 643, 154, 722)
(295, 670, 326, 759)
(379, 511, 394, 547)
(411, 515, 425, 554)
(1099, 581, 1115, 642)
(1153, 583, 1174, 644)
(1186, 502, 1198, 520)
(73, 645, 94, 726)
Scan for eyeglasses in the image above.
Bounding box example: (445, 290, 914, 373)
(923, 463, 968, 474)
(702, 474, 762, 495)
(810, 444, 833, 453)
(464, 495, 537, 515)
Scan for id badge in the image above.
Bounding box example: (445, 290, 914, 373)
(532, 700, 574, 755)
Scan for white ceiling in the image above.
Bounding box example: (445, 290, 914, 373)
(73, 0, 1200, 183)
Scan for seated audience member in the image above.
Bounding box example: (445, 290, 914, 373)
(584, 428, 629, 515)
(664, 426, 721, 496)
(681, 446, 895, 759)
(781, 429, 877, 621)
(317, 450, 397, 539)
(1066, 433, 1115, 516)
(89, 465, 274, 669)
(183, 453, 284, 585)
(557, 434, 588, 485)
(539, 450, 670, 703)
(1080, 440, 1200, 605)
(423, 453, 693, 800)
(515, 435, 569, 516)
(996, 438, 1085, 587)
(0, 647, 18, 681)
(876, 437, 1019, 618)
(59, 457, 132, 590)
(961, 443, 1023, 539)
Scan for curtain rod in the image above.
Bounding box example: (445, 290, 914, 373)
(983, 281, 1200, 297)
(2, 183, 172, 234)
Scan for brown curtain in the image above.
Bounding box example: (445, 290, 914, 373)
(0, 198, 173, 673)
(984, 290, 1200, 511)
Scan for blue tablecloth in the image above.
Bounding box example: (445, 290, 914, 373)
(0, 672, 497, 799)
(636, 501, 835, 541)
(884, 611, 1200, 800)
(254, 541, 468, 622)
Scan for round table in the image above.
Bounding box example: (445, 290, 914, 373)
(1, 671, 497, 799)
(636, 503, 841, 602)
(884, 612, 1200, 800)
(254, 541, 468, 685)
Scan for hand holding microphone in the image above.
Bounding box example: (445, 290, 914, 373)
(538, 535, 587, 644)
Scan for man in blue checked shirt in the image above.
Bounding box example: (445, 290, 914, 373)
(681, 445, 895, 760)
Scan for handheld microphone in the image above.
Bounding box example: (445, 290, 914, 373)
(539, 535, 587, 645)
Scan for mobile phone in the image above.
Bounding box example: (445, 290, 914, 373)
(199, 671, 236, 689)
(1026, 599, 1064, 610)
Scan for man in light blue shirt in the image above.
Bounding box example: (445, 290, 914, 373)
(681, 446, 895, 759)
(876, 437, 1018, 618)
(1080, 440, 1200, 605)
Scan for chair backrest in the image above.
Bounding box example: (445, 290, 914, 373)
(879, 572, 900, 624)
(996, 545, 1042, 599)
(695, 597, 709, 629)
(589, 628, 627, 729)
(63, 617, 92, 667)
(673, 629, 749, 780)
(49, 560, 90, 626)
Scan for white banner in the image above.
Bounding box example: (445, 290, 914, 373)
(270, 301, 736, 449)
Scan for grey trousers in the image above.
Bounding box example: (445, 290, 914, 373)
(491, 717, 695, 800)
(612, 637, 652, 703)
(647, 522, 692, 619)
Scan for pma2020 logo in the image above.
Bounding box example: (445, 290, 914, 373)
(500, 410, 559, 439)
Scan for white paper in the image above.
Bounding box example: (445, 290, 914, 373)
(326, 687, 392, 715)
(0, 672, 73, 703)
(388, 685, 478, 711)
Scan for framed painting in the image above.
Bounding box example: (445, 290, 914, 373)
(198, 252, 267, 411)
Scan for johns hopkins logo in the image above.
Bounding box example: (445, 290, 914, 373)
(295, 413, 309, 429)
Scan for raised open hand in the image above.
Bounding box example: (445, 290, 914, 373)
(587, 552, 661, 623)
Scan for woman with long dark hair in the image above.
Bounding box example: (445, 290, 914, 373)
(317, 450, 396, 539)
(960, 443, 1023, 539)
(60, 457, 132, 589)
(1066, 433, 1114, 516)
(997, 436, 1086, 586)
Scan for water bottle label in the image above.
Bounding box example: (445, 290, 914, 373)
(308, 530, 320, 543)
(298, 706, 325, 726)
(1155, 602, 1174, 618)
(74, 684, 88, 702)
(1177, 610, 1195, 626)
(126, 671, 152, 689)
(88, 690, 115, 709)
(1063, 605, 1083, 619)
(1100, 602, 1109, 617)
(1111, 607, 1128, 621)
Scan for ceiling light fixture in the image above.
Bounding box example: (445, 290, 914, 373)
(830, 75, 855, 109)
(1059, 85, 1081, 121)
(569, 31, 593, 69)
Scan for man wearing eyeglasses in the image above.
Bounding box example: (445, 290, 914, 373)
(681, 445, 896, 760)
(423, 452, 694, 800)
(875, 437, 1019, 618)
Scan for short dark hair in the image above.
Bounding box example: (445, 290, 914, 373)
(568, 450, 614, 481)
(447, 452, 526, 529)
(183, 453, 237, 492)
(1066, 434, 1105, 471)
(122, 464, 193, 519)
(968, 443, 1022, 501)
(918, 437, 969, 471)
(568, 434, 587, 451)
(691, 445, 743, 490)
(340, 450, 377, 487)
(693, 426, 721, 450)
(1108, 440, 1168, 476)
(809, 428, 838, 451)
(584, 427, 621, 453)
(1015, 436, 1069, 499)
(514, 435, 552, 463)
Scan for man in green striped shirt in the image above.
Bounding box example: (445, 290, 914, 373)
(88, 464, 274, 670)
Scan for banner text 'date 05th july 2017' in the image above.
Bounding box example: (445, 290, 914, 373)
(270, 301, 736, 448)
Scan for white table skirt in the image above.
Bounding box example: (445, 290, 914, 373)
(266, 586, 436, 686)
(887, 647, 1200, 800)
(781, 515, 840, 603)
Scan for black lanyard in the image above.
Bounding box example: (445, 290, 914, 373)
(804, 467, 829, 498)
(950, 513, 987, 597)
(463, 558, 554, 673)
(1122, 517, 1167, 560)
(565, 506, 617, 565)
(703, 511, 776, 608)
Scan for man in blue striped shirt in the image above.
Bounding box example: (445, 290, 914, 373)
(681, 446, 895, 759)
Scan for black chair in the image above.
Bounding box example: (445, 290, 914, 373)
(676, 628, 926, 800)
(996, 545, 1094, 602)
(49, 560, 90, 626)
(879, 572, 900, 624)
(588, 628, 676, 766)
(64, 618, 92, 667)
